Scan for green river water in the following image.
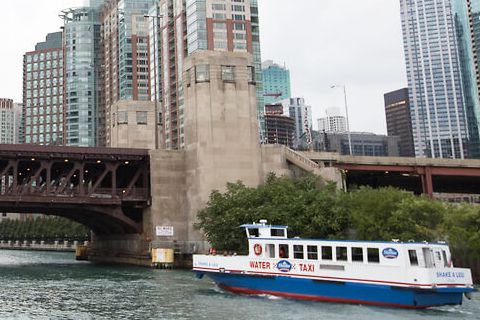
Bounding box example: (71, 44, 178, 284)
(0, 250, 478, 320)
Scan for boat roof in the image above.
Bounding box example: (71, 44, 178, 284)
(240, 224, 288, 229)
(248, 237, 449, 246)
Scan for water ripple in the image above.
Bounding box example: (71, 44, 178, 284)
(0, 250, 478, 320)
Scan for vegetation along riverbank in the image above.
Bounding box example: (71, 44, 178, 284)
(196, 174, 480, 282)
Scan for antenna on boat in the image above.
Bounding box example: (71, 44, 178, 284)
(259, 219, 268, 226)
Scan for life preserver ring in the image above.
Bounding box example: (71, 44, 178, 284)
(253, 244, 262, 256)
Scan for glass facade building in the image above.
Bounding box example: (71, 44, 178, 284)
(280, 97, 313, 149)
(61, 6, 103, 147)
(262, 60, 291, 105)
(452, 0, 480, 158)
(400, 0, 480, 159)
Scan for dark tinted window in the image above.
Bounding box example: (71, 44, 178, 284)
(336, 247, 348, 261)
(409, 250, 419, 266)
(322, 246, 333, 260)
(367, 248, 380, 263)
(351, 247, 364, 262)
(307, 246, 318, 260)
(293, 245, 304, 259)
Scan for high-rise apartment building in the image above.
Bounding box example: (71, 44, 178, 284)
(262, 60, 291, 105)
(149, 0, 264, 149)
(384, 88, 415, 157)
(400, 0, 480, 159)
(280, 97, 313, 148)
(61, 5, 104, 147)
(317, 107, 347, 133)
(453, 0, 480, 157)
(23, 32, 65, 146)
(13, 103, 24, 144)
(101, 0, 156, 146)
(0, 99, 16, 144)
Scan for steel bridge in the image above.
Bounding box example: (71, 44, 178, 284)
(0, 145, 150, 234)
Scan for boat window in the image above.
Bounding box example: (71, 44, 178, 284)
(279, 244, 289, 259)
(307, 245, 318, 260)
(367, 248, 380, 263)
(321, 246, 333, 260)
(336, 247, 348, 261)
(293, 245, 304, 259)
(408, 250, 419, 266)
(351, 247, 364, 262)
(442, 250, 449, 267)
(271, 229, 285, 237)
(422, 248, 434, 268)
(266, 244, 275, 258)
(248, 228, 259, 237)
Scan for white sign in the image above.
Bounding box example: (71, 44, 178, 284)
(156, 226, 174, 237)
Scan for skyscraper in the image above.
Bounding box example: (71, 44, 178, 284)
(0, 99, 16, 144)
(13, 103, 24, 144)
(101, 0, 157, 146)
(280, 97, 313, 149)
(384, 88, 415, 157)
(317, 107, 347, 133)
(61, 4, 104, 147)
(149, 0, 264, 149)
(23, 32, 65, 146)
(452, 0, 480, 158)
(400, 0, 480, 159)
(262, 60, 291, 105)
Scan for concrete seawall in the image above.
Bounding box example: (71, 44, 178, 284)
(0, 240, 88, 253)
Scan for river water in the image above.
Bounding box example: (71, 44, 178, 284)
(0, 250, 478, 320)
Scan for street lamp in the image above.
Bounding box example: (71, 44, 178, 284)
(144, 14, 163, 150)
(331, 84, 353, 156)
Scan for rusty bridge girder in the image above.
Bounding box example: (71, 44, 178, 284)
(0, 145, 150, 234)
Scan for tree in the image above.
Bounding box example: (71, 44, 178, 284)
(342, 187, 445, 242)
(441, 204, 480, 259)
(196, 174, 348, 252)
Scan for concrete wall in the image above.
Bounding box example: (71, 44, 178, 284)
(144, 150, 189, 250)
(182, 51, 263, 245)
(99, 51, 344, 265)
(109, 100, 158, 149)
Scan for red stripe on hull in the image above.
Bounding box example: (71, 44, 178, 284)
(194, 267, 470, 289)
(218, 284, 430, 309)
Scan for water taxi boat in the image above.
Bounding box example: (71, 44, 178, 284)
(193, 220, 475, 309)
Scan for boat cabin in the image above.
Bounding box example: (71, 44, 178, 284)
(242, 220, 453, 270)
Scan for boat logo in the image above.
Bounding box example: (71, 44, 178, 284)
(382, 248, 399, 259)
(277, 260, 293, 272)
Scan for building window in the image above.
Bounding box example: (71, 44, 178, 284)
(221, 65, 235, 82)
(247, 66, 255, 83)
(136, 111, 147, 125)
(195, 65, 210, 82)
(118, 111, 128, 124)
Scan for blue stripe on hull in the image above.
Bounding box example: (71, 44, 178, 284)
(199, 272, 466, 308)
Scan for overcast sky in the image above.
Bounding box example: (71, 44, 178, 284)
(1, 0, 407, 134)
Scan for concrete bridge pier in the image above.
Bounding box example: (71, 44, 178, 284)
(88, 51, 344, 267)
